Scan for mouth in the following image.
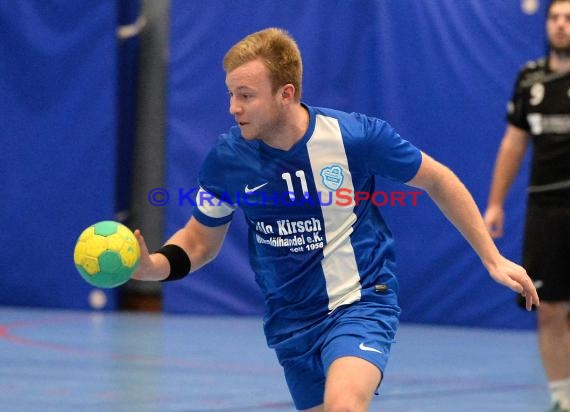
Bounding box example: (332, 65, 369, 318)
(553, 31, 569, 41)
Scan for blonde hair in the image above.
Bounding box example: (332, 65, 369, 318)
(549, 0, 570, 13)
(223, 28, 303, 101)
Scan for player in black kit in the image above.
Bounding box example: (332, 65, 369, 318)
(484, 1, 570, 411)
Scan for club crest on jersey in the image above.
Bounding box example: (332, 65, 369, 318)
(320, 165, 344, 191)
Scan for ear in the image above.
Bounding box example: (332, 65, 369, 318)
(280, 83, 296, 102)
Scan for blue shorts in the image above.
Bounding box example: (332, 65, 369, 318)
(273, 296, 400, 410)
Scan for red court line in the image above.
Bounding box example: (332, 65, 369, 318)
(0, 315, 281, 374)
(0, 316, 89, 354)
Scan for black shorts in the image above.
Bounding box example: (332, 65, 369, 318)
(522, 203, 570, 303)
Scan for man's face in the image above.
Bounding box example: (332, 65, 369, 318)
(547, 1, 570, 54)
(225, 59, 283, 141)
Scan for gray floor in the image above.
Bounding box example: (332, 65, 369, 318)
(0, 307, 549, 411)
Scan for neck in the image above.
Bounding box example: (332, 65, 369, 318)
(264, 103, 309, 151)
(550, 50, 570, 72)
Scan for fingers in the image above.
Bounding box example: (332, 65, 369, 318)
(483, 209, 504, 238)
(523, 287, 540, 311)
(523, 293, 538, 311)
(485, 220, 503, 238)
(517, 277, 540, 311)
(489, 226, 503, 239)
(500, 263, 540, 311)
(131, 230, 151, 281)
(508, 282, 538, 312)
(134, 229, 150, 256)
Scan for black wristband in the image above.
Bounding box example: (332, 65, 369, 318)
(155, 244, 191, 281)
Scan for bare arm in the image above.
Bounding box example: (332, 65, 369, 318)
(484, 125, 530, 238)
(407, 152, 539, 310)
(131, 217, 230, 281)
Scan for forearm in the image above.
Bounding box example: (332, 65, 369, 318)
(408, 153, 503, 269)
(425, 167, 501, 269)
(487, 148, 522, 208)
(132, 229, 218, 282)
(132, 218, 229, 282)
(163, 226, 219, 273)
(408, 152, 540, 309)
(130, 228, 193, 282)
(487, 126, 528, 208)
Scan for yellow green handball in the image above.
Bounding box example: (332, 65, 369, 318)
(73, 221, 140, 288)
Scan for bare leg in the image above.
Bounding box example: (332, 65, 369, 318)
(538, 302, 570, 381)
(322, 356, 381, 412)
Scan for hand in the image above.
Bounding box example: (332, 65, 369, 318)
(131, 229, 169, 281)
(486, 256, 539, 311)
(484, 205, 504, 238)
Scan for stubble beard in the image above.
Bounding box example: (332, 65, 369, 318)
(551, 44, 570, 58)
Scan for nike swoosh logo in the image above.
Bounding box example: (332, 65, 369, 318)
(244, 182, 268, 194)
(359, 343, 382, 354)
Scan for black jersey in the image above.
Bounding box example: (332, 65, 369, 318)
(507, 57, 570, 204)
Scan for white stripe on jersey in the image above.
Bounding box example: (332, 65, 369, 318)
(196, 186, 236, 218)
(307, 114, 361, 311)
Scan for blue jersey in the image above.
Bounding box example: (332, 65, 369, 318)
(193, 104, 422, 346)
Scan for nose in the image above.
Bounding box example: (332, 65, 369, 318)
(229, 97, 242, 116)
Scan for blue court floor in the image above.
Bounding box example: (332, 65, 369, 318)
(0, 306, 548, 411)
